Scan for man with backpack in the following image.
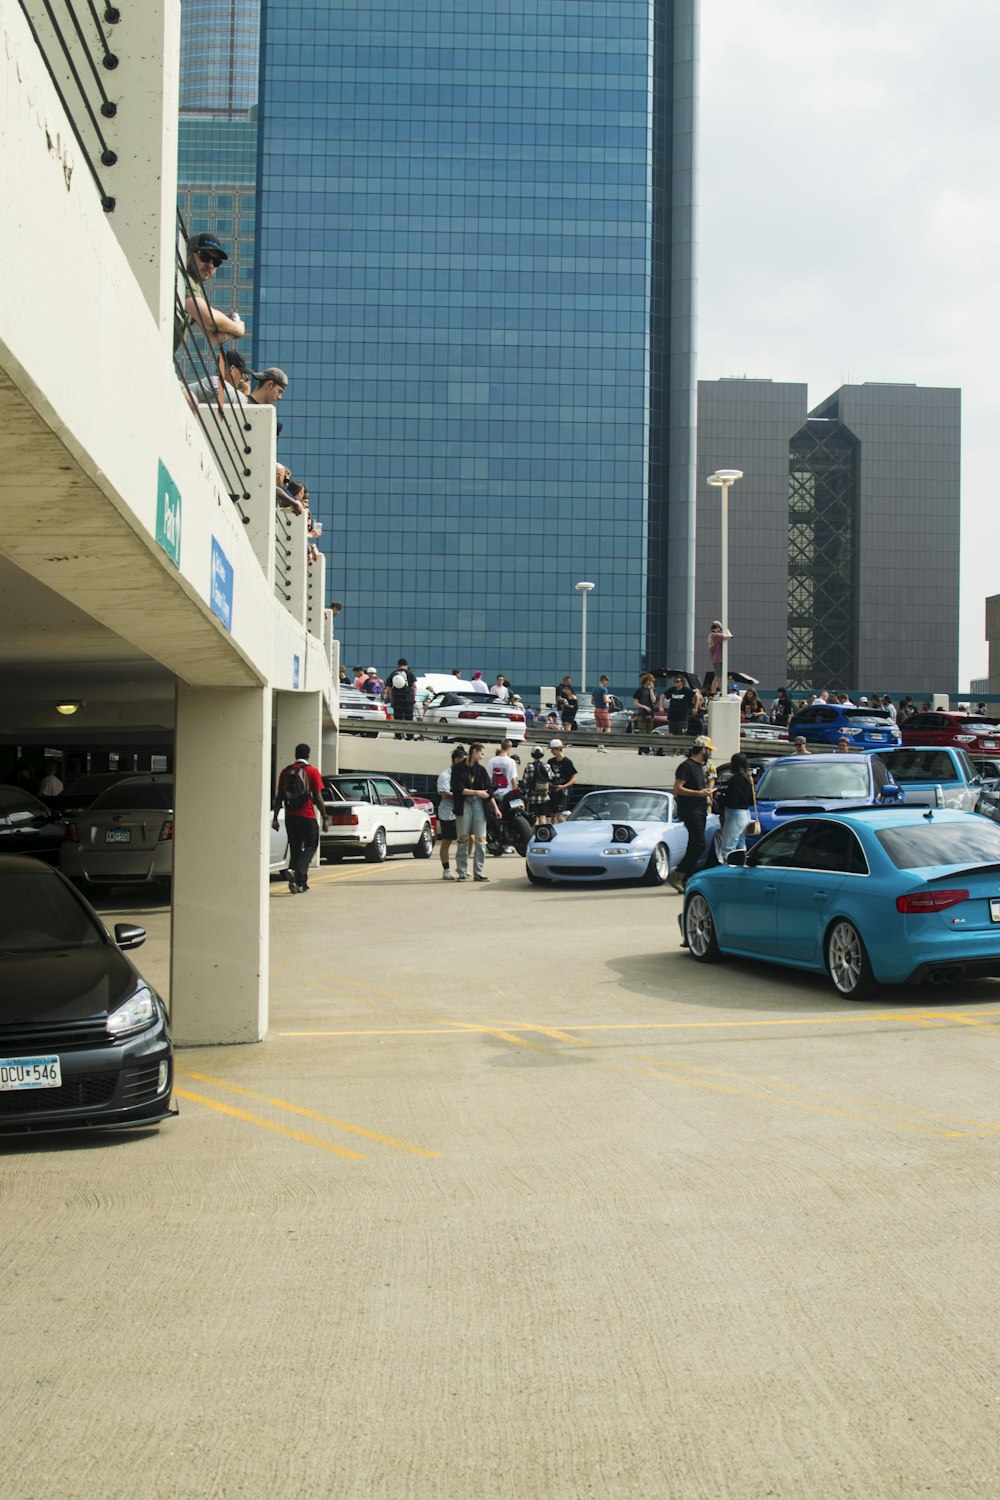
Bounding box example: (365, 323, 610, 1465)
(272, 742, 329, 894)
(389, 658, 417, 737)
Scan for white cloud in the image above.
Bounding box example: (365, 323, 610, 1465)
(699, 0, 1000, 683)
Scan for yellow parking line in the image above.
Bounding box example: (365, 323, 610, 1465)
(279, 1010, 1000, 1038)
(450, 1021, 552, 1054)
(181, 1072, 440, 1157)
(174, 1088, 366, 1159)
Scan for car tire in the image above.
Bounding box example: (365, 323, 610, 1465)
(412, 824, 434, 859)
(684, 892, 723, 962)
(643, 843, 670, 885)
(364, 828, 387, 864)
(526, 867, 548, 885)
(825, 919, 878, 1000)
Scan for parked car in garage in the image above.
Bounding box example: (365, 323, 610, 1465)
(423, 691, 526, 742)
(338, 686, 391, 737)
(321, 774, 435, 862)
(788, 702, 901, 751)
(0, 787, 64, 864)
(0, 856, 174, 1134)
(899, 711, 1000, 755)
(61, 776, 291, 891)
(748, 753, 903, 838)
(47, 772, 139, 818)
(525, 788, 719, 886)
(872, 746, 983, 812)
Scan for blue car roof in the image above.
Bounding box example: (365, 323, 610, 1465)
(760, 752, 876, 767)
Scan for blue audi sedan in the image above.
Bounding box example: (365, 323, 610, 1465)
(682, 808, 1000, 1000)
(750, 753, 903, 838)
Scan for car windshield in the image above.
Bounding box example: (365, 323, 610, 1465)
(877, 750, 959, 784)
(61, 774, 123, 795)
(90, 781, 174, 811)
(0, 787, 47, 817)
(570, 792, 670, 824)
(877, 820, 1000, 870)
(957, 719, 1000, 733)
(756, 764, 870, 800)
(841, 710, 893, 723)
(0, 868, 104, 953)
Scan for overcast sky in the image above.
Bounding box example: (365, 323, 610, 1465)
(698, 0, 998, 685)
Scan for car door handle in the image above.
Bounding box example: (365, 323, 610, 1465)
(763, 884, 777, 896)
(813, 891, 829, 901)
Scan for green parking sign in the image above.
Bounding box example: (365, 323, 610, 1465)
(156, 460, 182, 567)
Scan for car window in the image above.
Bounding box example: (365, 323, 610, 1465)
(841, 711, 894, 725)
(90, 781, 174, 810)
(371, 778, 405, 807)
(748, 823, 812, 868)
(958, 719, 998, 734)
(795, 709, 817, 724)
(956, 750, 977, 781)
(0, 868, 104, 953)
(0, 787, 48, 817)
(871, 758, 889, 791)
(330, 779, 373, 802)
(876, 750, 957, 784)
(756, 763, 871, 800)
(877, 820, 1000, 869)
(570, 792, 670, 823)
(818, 708, 838, 723)
(792, 822, 868, 875)
(905, 715, 930, 730)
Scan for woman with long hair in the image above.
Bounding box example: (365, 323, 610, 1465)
(715, 753, 756, 862)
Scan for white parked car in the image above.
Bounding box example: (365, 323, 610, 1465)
(338, 685, 390, 737)
(60, 776, 291, 891)
(424, 691, 526, 742)
(321, 774, 435, 863)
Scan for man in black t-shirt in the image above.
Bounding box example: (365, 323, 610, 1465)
(668, 735, 716, 890)
(389, 658, 417, 738)
(547, 739, 578, 822)
(665, 674, 698, 735)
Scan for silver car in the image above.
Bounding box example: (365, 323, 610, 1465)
(60, 776, 291, 890)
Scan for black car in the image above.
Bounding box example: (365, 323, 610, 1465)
(0, 786, 64, 863)
(0, 857, 174, 1134)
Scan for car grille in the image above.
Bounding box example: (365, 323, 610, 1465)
(0, 1019, 111, 1053)
(549, 865, 608, 877)
(120, 1063, 165, 1105)
(0, 1072, 117, 1114)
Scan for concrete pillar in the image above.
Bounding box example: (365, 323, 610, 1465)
(170, 683, 270, 1045)
(707, 697, 741, 765)
(242, 405, 278, 577)
(105, 0, 181, 338)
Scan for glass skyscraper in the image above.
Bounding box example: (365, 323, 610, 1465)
(179, 1, 698, 689)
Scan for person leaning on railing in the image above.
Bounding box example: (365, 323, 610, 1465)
(187, 348, 252, 408)
(178, 234, 245, 350)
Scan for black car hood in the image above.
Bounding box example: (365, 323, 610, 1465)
(0, 945, 140, 1024)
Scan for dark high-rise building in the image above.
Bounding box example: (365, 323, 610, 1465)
(696, 379, 961, 695)
(241, 0, 698, 688)
(177, 0, 261, 341)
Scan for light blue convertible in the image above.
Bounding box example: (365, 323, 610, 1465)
(526, 788, 719, 887)
(682, 807, 1000, 999)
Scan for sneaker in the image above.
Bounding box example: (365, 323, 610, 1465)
(666, 871, 685, 894)
(597, 743, 609, 753)
(288, 879, 297, 895)
(457, 873, 468, 882)
(474, 875, 489, 882)
(442, 868, 454, 880)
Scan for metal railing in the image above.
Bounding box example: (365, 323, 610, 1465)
(273, 508, 293, 605)
(18, 0, 120, 212)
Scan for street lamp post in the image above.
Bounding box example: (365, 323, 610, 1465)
(575, 581, 595, 694)
(705, 470, 743, 694)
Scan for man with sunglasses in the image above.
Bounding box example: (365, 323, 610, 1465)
(179, 233, 245, 350)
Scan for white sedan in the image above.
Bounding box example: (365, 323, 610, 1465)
(424, 691, 526, 742)
(320, 774, 435, 863)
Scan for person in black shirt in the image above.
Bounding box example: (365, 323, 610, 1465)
(668, 735, 716, 890)
(547, 740, 578, 822)
(715, 752, 755, 863)
(389, 658, 417, 738)
(555, 677, 579, 731)
(450, 742, 498, 881)
(664, 674, 698, 736)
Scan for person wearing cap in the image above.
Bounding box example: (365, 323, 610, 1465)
(187, 347, 252, 408)
(668, 735, 716, 892)
(792, 737, 810, 755)
(468, 671, 490, 695)
(364, 667, 384, 700)
(179, 233, 245, 350)
(249, 367, 289, 407)
(522, 745, 552, 824)
(547, 740, 577, 823)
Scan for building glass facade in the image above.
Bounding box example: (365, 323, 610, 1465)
(251, 0, 697, 691)
(178, 0, 261, 342)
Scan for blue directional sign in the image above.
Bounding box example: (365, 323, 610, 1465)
(210, 536, 234, 631)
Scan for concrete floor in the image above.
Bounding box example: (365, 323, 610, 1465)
(4, 857, 1000, 1499)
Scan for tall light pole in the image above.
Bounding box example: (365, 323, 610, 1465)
(575, 581, 595, 693)
(706, 470, 743, 694)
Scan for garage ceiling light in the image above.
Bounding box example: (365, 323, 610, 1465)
(55, 701, 83, 715)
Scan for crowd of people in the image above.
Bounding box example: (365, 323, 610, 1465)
(434, 738, 578, 881)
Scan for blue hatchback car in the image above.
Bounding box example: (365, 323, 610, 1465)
(789, 703, 901, 750)
(682, 808, 1000, 1000)
(750, 753, 903, 837)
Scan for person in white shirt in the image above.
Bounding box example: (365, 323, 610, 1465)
(469, 671, 490, 694)
(486, 741, 519, 801)
(37, 761, 64, 798)
(436, 746, 467, 880)
(489, 675, 511, 702)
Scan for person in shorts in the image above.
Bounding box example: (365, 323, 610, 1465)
(436, 745, 466, 880)
(592, 675, 612, 750)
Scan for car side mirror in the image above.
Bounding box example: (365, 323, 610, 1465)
(726, 850, 747, 867)
(403, 797, 414, 808)
(114, 923, 146, 951)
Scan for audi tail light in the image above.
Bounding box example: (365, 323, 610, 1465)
(896, 889, 968, 913)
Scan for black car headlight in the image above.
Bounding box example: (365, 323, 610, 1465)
(611, 824, 636, 843)
(106, 986, 157, 1038)
(533, 825, 555, 843)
